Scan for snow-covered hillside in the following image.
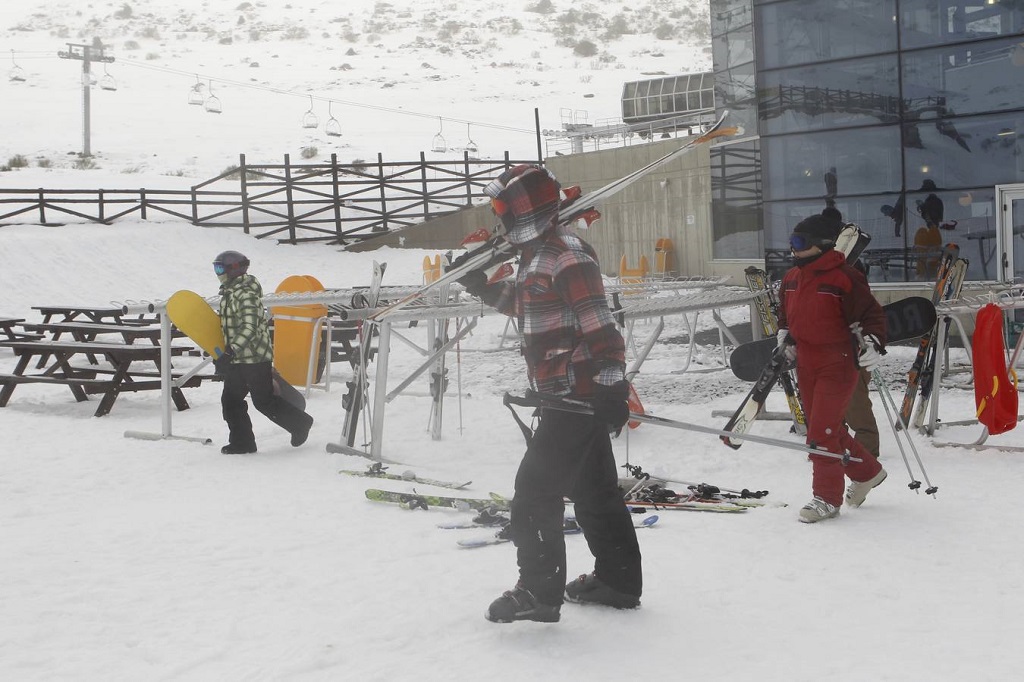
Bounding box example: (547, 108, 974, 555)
(0, 0, 710, 181)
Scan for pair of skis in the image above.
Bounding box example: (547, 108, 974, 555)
(899, 245, 968, 429)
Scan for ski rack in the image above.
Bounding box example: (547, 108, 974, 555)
(925, 292, 1024, 450)
(326, 299, 494, 462)
(615, 286, 764, 376)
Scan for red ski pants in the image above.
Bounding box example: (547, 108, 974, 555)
(797, 345, 883, 507)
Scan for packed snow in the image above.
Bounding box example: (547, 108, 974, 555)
(2, 1, 1022, 680)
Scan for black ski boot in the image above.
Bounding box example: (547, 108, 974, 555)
(221, 443, 257, 455)
(565, 572, 640, 609)
(472, 506, 510, 526)
(485, 583, 561, 623)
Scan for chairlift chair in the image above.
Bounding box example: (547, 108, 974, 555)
(431, 117, 447, 153)
(99, 65, 117, 91)
(8, 50, 26, 82)
(325, 101, 342, 137)
(188, 75, 205, 106)
(302, 95, 319, 129)
(464, 123, 478, 154)
(204, 81, 222, 114)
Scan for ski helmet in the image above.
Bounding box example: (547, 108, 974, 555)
(213, 250, 250, 283)
(483, 164, 561, 245)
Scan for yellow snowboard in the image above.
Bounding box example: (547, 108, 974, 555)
(271, 275, 328, 387)
(166, 290, 226, 358)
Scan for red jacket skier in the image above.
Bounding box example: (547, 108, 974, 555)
(450, 164, 642, 623)
(777, 215, 888, 522)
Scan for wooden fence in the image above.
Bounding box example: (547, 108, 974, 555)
(0, 152, 536, 244)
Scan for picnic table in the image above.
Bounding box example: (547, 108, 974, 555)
(31, 304, 157, 325)
(0, 339, 202, 416)
(20, 321, 181, 345)
(0, 317, 42, 342)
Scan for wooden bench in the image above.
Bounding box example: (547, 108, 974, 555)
(0, 317, 42, 342)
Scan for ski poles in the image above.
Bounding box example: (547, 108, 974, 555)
(851, 323, 938, 496)
(503, 392, 862, 463)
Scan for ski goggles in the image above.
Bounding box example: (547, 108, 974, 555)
(788, 234, 833, 251)
(213, 262, 227, 275)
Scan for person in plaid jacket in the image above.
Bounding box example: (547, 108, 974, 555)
(213, 251, 314, 455)
(452, 165, 642, 624)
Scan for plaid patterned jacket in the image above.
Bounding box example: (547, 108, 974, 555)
(219, 274, 274, 363)
(480, 227, 625, 397)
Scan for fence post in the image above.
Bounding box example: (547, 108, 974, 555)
(464, 151, 473, 206)
(191, 184, 198, 225)
(284, 153, 296, 243)
(330, 153, 344, 244)
(420, 151, 429, 221)
(98, 189, 104, 223)
(377, 153, 387, 233)
(239, 153, 251, 235)
(140, 188, 147, 220)
(37, 189, 45, 223)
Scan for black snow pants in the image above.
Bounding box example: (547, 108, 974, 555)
(509, 408, 642, 607)
(221, 361, 312, 448)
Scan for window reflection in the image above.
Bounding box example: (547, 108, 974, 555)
(904, 112, 1024, 189)
(757, 0, 897, 69)
(760, 56, 900, 134)
(900, 0, 1024, 50)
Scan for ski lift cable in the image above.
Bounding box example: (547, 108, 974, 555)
(117, 58, 534, 135)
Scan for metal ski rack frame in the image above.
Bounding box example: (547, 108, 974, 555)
(615, 285, 765, 376)
(325, 300, 493, 462)
(926, 291, 1024, 449)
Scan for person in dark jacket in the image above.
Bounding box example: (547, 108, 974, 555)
(451, 165, 642, 623)
(213, 250, 313, 454)
(777, 216, 888, 523)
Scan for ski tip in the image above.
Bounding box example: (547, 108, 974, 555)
(641, 515, 659, 527)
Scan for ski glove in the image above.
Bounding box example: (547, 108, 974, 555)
(592, 380, 631, 435)
(445, 251, 488, 296)
(857, 334, 884, 372)
(213, 347, 235, 375)
(776, 329, 797, 362)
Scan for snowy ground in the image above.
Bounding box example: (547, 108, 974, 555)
(2, 221, 1023, 681)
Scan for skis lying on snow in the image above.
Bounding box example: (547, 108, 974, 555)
(728, 296, 938, 382)
(341, 462, 472, 490)
(456, 515, 659, 549)
(365, 111, 741, 322)
(365, 488, 506, 512)
(620, 463, 779, 511)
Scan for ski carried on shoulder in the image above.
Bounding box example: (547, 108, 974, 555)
(365, 488, 507, 512)
(367, 112, 740, 321)
(340, 462, 472, 490)
(720, 338, 795, 449)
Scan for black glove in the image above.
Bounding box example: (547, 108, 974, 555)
(445, 251, 488, 296)
(592, 380, 631, 435)
(213, 347, 235, 375)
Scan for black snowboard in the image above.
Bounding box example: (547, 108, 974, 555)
(729, 296, 938, 382)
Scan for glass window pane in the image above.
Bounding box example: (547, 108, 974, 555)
(715, 62, 757, 128)
(904, 111, 1024, 189)
(711, 140, 764, 260)
(760, 56, 901, 134)
(900, 0, 1024, 50)
(762, 126, 902, 201)
(714, 29, 756, 71)
(903, 37, 1024, 119)
(757, 0, 898, 69)
(623, 82, 638, 99)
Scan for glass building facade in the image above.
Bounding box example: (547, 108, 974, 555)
(710, 0, 1024, 282)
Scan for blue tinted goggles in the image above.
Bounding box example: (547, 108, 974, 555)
(789, 234, 810, 251)
(213, 262, 226, 275)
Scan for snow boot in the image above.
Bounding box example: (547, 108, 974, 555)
(485, 583, 561, 623)
(799, 496, 840, 523)
(564, 572, 640, 609)
(221, 443, 257, 455)
(845, 468, 887, 508)
(290, 414, 313, 447)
